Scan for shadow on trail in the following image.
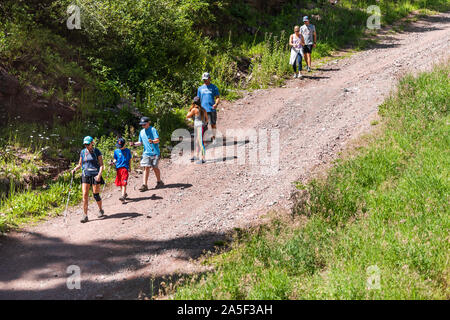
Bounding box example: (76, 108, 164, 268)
(368, 42, 401, 49)
(206, 156, 238, 164)
(103, 212, 143, 220)
(151, 183, 192, 190)
(399, 25, 443, 34)
(0, 229, 226, 299)
(222, 139, 250, 146)
(420, 14, 450, 23)
(315, 68, 340, 72)
(203, 139, 250, 149)
(302, 75, 330, 80)
(362, 14, 449, 51)
(124, 194, 163, 203)
(398, 14, 449, 34)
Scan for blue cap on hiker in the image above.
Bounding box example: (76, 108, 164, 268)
(303, 16, 309, 22)
(202, 72, 210, 80)
(139, 116, 150, 125)
(193, 96, 201, 106)
(116, 138, 125, 148)
(83, 136, 93, 145)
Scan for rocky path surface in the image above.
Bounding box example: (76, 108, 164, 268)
(1, 13, 449, 299)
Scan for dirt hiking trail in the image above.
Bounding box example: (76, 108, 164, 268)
(1, 13, 449, 299)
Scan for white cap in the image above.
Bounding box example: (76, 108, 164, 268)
(202, 72, 210, 80)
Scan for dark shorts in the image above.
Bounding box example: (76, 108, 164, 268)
(303, 45, 313, 54)
(207, 111, 217, 125)
(81, 175, 105, 185)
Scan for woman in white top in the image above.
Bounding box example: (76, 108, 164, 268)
(186, 97, 208, 164)
(289, 25, 305, 79)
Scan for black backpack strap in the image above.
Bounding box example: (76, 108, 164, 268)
(92, 148, 99, 163)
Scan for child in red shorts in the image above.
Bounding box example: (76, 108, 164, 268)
(111, 138, 132, 203)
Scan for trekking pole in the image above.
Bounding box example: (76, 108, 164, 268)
(102, 160, 110, 194)
(64, 171, 74, 224)
(102, 158, 115, 196)
(149, 137, 155, 154)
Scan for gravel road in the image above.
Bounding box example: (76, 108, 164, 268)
(0, 12, 449, 299)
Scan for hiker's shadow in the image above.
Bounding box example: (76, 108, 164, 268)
(125, 194, 163, 203)
(204, 139, 250, 149)
(207, 156, 238, 163)
(103, 212, 143, 221)
(302, 75, 330, 80)
(369, 42, 400, 49)
(315, 68, 340, 72)
(153, 183, 192, 190)
(222, 139, 250, 147)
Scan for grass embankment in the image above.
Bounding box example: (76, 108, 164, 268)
(173, 62, 450, 299)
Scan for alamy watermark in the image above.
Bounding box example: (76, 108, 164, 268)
(170, 128, 280, 176)
(367, 5, 381, 30)
(66, 2, 107, 30)
(366, 265, 381, 290)
(66, 265, 81, 290)
(66, 5, 81, 30)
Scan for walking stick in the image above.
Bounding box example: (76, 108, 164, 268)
(102, 160, 110, 194)
(64, 172, 74, 224)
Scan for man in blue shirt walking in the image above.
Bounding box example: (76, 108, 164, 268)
(197, 72, 220, 144)
(130, 117, 164, 191)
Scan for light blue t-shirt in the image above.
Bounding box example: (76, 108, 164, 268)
(197, 84, 220, 113)
(114, 148, 132, 170)
(139, 127, 160, 156)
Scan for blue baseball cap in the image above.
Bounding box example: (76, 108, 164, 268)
(139, 116, 150, 125)
(83, 136, 93, 145)
(303, 16, 309, 22)
(116, 138, 125, 148)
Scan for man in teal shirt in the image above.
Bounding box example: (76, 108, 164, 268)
(130, 117, 164, 191)
(197, 72, 220, 144)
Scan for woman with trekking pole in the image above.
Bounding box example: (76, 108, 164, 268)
(71, 136, 105, 223)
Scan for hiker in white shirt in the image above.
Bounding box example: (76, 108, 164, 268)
(300, 16, 317, 72)
(289, 25, 305, 79)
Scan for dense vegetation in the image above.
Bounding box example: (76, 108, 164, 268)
(3, 1, 448, 133)
(173, 62, 450, 299)
(1, 0, 449, 230)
